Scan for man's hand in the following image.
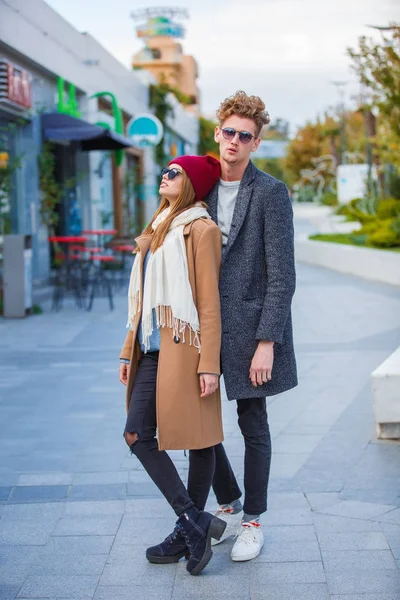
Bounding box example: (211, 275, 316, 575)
(199, 374, 219, 398)
(119, 363, 130, 386)
(249, 341, 274, 387)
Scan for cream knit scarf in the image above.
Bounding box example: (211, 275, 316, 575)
(127, 203, 211, 353)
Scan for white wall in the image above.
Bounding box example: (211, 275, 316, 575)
(166, 93, 198, 152)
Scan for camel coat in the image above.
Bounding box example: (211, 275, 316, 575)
(120, 218, 223, 451)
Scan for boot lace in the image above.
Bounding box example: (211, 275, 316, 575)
(176, 524, 194, 552)
(165, 526, 181, 545)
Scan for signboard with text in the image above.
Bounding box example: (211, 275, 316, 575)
(137, 16, 184, 38)
(0, 60, 32, 111)
(131, 8, 188, 39)
(337, 164, 378, 204)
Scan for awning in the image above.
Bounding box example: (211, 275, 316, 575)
(41, 113, 133, 151)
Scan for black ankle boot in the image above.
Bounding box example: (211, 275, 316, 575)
(176, 510, 227, 576)
(146, 525, 189, 564)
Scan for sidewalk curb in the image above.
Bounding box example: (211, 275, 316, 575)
(295, 237, 400, 287)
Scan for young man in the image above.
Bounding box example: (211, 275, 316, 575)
(207, 91, 297, 561)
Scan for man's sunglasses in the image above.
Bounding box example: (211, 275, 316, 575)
(160, 167, 182, 180)
(221, 127, 256, 145)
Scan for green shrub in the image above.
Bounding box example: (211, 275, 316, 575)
(389, 215, 400, 237)
(367, 219, 400, 248)
(335, 197, 378, 224)
(309, 232, 367, 246)
(296, 186, 315, 203)
(356, 221, 380, 235)
(376, 198, 400, 219)
(319, 192, 338, 207)
(335, 204, 349, 216)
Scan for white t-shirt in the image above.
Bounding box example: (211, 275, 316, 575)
(218, 179, 241, 246)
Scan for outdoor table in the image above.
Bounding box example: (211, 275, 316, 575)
(113, 244, 134, 253)
(48, 236, 89, 261)
(81, 229, 117, 249)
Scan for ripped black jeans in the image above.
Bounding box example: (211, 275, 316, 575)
(124, 352, 215, 516)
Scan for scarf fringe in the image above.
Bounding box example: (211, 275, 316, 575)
(139, 305, 201, 354)
(127, 290, 140, 331)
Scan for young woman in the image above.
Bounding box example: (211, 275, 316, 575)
(119, 155, 226, 576)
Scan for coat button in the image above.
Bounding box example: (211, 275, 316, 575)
(173, 336, 180, 344)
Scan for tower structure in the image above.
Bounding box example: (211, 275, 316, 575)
(131, 8, 200, 107)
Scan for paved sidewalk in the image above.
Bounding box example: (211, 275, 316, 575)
(0, 261, 400, 599)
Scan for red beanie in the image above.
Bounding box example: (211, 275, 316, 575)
(169, 155, 221, 200)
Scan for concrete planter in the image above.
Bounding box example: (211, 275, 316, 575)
(295, 237, 400, 287)
(372, 347, 400, 440)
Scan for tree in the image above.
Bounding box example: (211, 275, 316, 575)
(149, 82, 174, 168)
(283, 111, 367, 186)
(348, 24, 400, 170)
(253, 158, 288, 184)
(283, 120, 327, 184)
(198, 116, 218, 157)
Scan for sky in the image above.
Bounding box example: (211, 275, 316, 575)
(45, 0, 400, 133)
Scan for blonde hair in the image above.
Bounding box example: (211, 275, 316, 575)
(138, 169, 198, 253)
(216, 90, 270, 136)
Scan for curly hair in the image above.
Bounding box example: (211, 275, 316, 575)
(216, 91, 270, 136)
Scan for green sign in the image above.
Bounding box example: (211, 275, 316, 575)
(90, 91, 124, 167)
(57, 77, 80, 118)
(56, 78, 124, 167)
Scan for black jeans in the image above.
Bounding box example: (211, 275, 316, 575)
(212, 397, 271, 515)
(125, 352, 215, 516)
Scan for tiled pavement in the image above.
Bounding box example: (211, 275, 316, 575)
(0, 247, 400, 599)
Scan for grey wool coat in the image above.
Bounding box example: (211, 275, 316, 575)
(206, 160, 297, 400)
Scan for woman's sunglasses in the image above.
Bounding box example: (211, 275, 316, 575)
(160, 167, 182, 180)
(221, 127, 255, 145)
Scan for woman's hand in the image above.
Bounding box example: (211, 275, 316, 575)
(199, 374, 219, 398)
(119, 363, 130, 386)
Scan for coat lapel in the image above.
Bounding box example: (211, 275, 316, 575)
(135, 234, 152, 257)
(224, 161, 257, 257)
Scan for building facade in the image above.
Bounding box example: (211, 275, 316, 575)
(133, 36, 200, 107)
(0, 0, 198, 283)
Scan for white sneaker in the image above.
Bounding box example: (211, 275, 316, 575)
(231, 521, 264, 561)
(210, 506, 243, 546)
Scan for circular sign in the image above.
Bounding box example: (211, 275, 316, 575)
(127, 114, 164, 147)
